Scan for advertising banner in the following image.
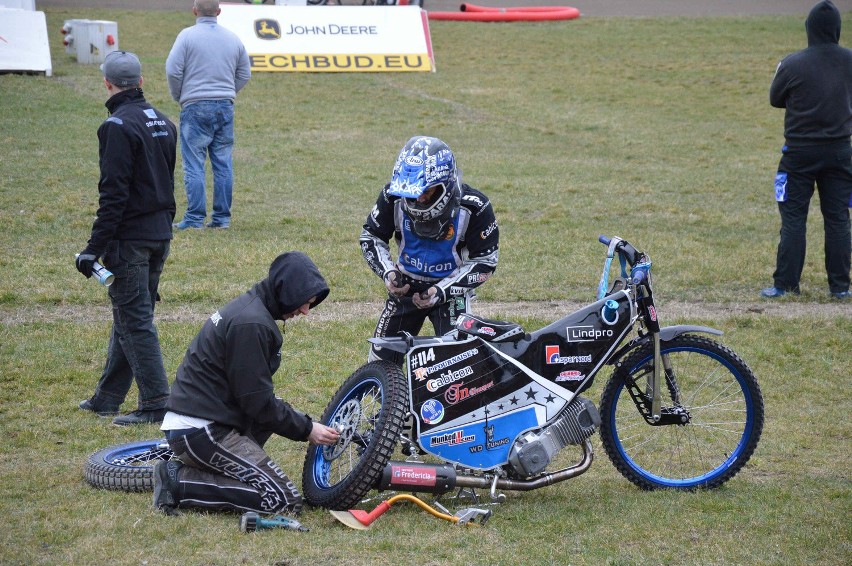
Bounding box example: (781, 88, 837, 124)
(218, 4, 434, 73)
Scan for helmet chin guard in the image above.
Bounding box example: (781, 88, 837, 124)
(388, 136, 461, 239)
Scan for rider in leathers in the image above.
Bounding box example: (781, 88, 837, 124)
(360, 136, 500, 364)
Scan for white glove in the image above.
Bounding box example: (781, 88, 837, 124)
(384, 269, 410, 297)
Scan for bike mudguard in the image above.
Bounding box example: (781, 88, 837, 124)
(367, 336, 409, 354)
(607, 324, 723, 366)
(660, 325, 722, 341)
(368, 335, 451, 354)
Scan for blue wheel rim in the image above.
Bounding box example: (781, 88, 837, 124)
(103, 439, 171, 467)
(610, 346, 756, 488)
(311, 377, 383, 490)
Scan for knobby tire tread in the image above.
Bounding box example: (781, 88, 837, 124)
(84, 439, 170, 493)
(302, 361, 408, 510)
(599, 334, 764, 491)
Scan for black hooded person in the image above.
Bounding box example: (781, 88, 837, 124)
(153, 251, 340, 516)
(762, 0, 852, 300)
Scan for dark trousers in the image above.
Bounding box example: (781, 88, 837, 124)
(167, 424, 303, 515)
(369, 291, 474, 364)
(773, 142, 852, 293)
(92, 239, 171, 410)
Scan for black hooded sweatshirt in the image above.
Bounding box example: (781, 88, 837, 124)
(166, 252, 330, 441)
(770, 0, 852, 147)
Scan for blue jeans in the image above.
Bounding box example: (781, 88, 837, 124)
(92, 239, 171, 410)
(179, 100, 235, 226)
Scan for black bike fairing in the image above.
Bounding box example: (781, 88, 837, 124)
(408, 337, 556, 469)
(407, 292, 635, 470)
(507, 291, 635, 390)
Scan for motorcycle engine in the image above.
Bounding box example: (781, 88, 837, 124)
(508, 396, 600, 478)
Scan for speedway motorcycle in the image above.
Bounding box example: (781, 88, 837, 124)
(85, 236, 763, 510)
(300, 236, 765, 510)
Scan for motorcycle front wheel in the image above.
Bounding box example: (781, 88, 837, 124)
(84, 439, 173, 492)
(599, 334, 764, 490)
(302, 361, 408, 510)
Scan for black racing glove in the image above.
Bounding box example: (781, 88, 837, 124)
(413, 285, 446, 310)
(75, 249, 99, 279)
(383, 269, 411, 298)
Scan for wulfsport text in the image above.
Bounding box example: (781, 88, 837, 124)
(249, 53, 431, 73)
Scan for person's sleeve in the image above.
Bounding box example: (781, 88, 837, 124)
(435, 198, 499, 297)
(87, 122, 134, 254)
(769, 59, 789, 109)
(225, 322, 312, 441)
(360, 188, 398, 279)
(165, 36, 184, 103)
(235, 44, 251, 93)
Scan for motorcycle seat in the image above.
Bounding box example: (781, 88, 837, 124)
(456, 313, 527, 343)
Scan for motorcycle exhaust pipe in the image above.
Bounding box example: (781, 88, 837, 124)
(454, 439, 595, 492)
(378, 439, 593, 494)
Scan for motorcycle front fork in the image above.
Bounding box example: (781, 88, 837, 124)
(650, 335, 679, 420)
(645, 336, 685, 425)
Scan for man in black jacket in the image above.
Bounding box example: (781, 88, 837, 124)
(762, 0, 852, 300)
(76, 51, 178, 425)
(153, 252, 340, 516)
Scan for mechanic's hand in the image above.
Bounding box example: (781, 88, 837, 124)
(308, 422, 341, 446)
(75, 251, 98, 279)
(413, 285, 445, 310)
(383, 269, 410, 297)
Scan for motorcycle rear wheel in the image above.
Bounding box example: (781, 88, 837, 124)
(302, 361, 408, 510)
(84, 439, 173, 492)
(600, 335, 764, 490)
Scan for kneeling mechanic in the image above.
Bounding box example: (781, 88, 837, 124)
(153, 251, 340, 516)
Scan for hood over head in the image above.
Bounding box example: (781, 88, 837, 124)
(259, 251, 329, 320)
(806, 0, 841, 46)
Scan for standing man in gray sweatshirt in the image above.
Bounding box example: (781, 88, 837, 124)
(166, 0, 251, 230)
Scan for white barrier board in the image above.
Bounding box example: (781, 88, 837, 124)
(218, 4, 434, 73)
(0, 9, 52, 76)
(0, 0, 35, 9)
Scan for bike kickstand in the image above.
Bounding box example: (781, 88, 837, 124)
(489, 474, 506, 503)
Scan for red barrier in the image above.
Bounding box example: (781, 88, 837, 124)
(428, 4, 580, 22)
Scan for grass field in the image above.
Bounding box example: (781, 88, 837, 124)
(0, 7, 850, 566)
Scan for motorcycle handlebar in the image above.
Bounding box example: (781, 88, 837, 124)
(599, 235, 643, 267)
(631, 269, 647, 285)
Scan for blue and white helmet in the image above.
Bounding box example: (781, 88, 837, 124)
(388, 136, 462, 239)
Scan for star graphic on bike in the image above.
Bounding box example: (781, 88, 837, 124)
(545, 394, 555, 403)
(524, 387, 537, 400)
(509, 396, 519, 405)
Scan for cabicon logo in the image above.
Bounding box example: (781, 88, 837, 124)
(255, 19, 281, 40)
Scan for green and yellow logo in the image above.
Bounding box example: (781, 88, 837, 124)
(254, 19, 281, 40)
